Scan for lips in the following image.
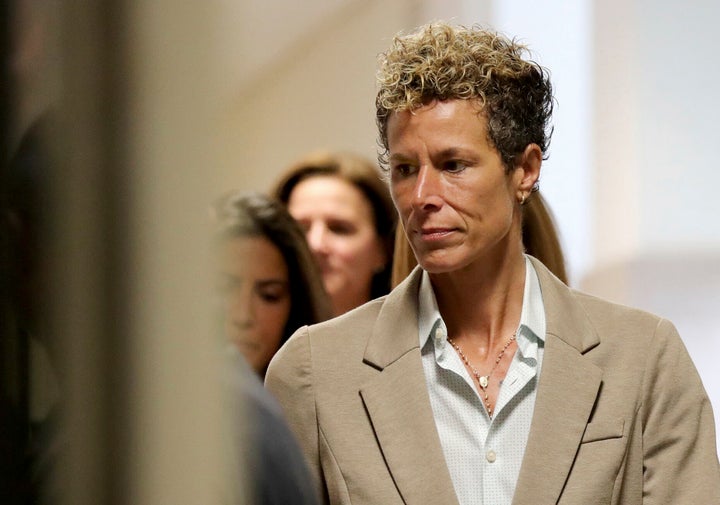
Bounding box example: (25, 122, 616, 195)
(418, 227, 457, 241)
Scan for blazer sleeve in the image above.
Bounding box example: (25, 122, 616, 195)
(640, 318, 720, 503)
(265, 326, 325, 500)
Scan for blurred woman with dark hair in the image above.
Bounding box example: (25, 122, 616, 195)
(211, 191, 331, 376)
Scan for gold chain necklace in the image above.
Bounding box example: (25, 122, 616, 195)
(447, 332, 517, 418)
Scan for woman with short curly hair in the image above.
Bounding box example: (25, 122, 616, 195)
(267, 23, 720, 505)
(378, 24, 566, 286)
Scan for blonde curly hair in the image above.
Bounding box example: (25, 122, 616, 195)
(376, 23, 554, 171)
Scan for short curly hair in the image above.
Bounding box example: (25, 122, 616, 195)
(376, 23, 554, 171)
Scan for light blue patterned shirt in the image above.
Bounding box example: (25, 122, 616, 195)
(418, 256, 546, 505)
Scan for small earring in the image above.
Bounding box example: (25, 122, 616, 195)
(520, 193, 527, 205)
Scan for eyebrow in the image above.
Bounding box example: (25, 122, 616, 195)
(389, 153, 414, 163)
(389, 147, 475, 162)
(436, 147, 475, 159)
(256, 279, 289, 289)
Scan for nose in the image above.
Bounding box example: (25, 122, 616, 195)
(411, 165, 443, 211)
(229, 286, 254, 330)
(305, 222, 329, 255)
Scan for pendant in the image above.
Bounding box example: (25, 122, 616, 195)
(479, 376, 489, 388)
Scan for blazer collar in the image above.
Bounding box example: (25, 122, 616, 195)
(362, 258, 604, 505)
(361, 266, 459, 505)
(364, 256, 602, 366)
(528, 255, 600, 353)
(513, 257, 603, 505)
(363, 265, 424, 370)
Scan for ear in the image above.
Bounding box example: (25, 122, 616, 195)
(512, 144, 542, 202)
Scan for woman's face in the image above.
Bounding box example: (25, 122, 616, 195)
(219, 236, 291, 374)
(387, 99, 533, 274)
(287, 175, 386, 315)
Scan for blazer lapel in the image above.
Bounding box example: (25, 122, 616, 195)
(360, 269, 460, 505)
(512, 258, 603, 505)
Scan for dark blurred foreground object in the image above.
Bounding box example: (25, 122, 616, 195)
(2, 112, 59, 505)
(223, 348, 320, 505)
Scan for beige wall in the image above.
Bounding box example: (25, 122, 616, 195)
(218, 0, 420, 195)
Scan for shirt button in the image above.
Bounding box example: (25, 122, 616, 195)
(434, 325, 447, 342)
(486, 450, 496, 463)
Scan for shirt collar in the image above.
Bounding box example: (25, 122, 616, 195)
(418, 256, 546, 352)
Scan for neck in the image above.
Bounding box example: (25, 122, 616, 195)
(429, 246, 526, 349)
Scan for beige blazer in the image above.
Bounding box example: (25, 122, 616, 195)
(266, 257, 720, 504)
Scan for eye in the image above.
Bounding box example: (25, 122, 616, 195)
(328, 221, 356, 235)
(256, 282, 288, 303)
(391, 162, 415, 177)
(259, 291, 282, 303)
(443, 160, 468, 173)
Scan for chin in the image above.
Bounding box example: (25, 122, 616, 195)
(420, 264, 460, 275)
(412, 241, 463, 270)
(417, 248, 480, 275)
(417, 256, 464, 275)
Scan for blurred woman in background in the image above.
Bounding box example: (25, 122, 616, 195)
(212, 191, 331, 376)
(273, 151, 396, 316)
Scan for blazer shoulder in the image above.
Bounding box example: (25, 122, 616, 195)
(572, 288, 662, 323)
(270, 296, 388, 374)
(532, 255, 667, 339)
(568, 288, 678, 349)
(308, 296, 386, 339)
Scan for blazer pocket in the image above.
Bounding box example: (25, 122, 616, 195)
(581, 418, 625, 443)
